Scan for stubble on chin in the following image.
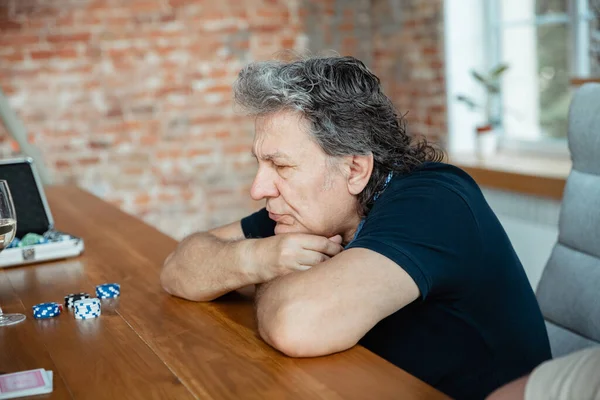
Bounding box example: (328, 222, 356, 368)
(274, 221, 313, 236)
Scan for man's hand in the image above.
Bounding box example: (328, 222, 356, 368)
(160, 216, 344, 302)
(251, 233, 344, 282)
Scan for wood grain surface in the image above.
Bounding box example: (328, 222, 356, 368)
(0, 185, 450, 400)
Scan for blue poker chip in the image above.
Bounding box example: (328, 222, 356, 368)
(95, 283, 120, 298)
(32, 302, 61, 319)
(32, 302, 61, 312)
(34, 313, 57, 319)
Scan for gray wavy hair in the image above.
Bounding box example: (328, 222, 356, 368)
(233, 55, 444, 216)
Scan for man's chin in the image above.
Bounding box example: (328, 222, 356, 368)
(274, 223, 305, 235)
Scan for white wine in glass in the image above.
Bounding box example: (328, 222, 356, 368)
(0, 180, 26, 326)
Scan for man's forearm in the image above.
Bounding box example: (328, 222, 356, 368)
(254, 273, 331, 357)
(160, 232, 263, 301)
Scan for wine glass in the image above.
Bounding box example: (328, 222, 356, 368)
(0, 180, 26, 326)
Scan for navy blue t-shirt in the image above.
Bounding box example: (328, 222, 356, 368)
(241, 162, 551, 399)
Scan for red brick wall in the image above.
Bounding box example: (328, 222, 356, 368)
(0, 0, 446, 239)
(372, 0, 447, 144)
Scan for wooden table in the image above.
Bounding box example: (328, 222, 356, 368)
(0, 185, 449, 400)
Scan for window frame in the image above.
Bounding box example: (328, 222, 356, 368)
(486, 0, 595, 155)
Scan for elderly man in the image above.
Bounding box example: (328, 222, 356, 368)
(160, 55, 551, 399)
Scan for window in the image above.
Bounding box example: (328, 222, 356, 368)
(488, 0, 597, 142)
(592, 2, 600, 75)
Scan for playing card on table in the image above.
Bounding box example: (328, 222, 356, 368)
(0, 369, 53, 399)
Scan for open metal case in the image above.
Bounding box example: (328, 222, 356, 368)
(0, 157, 84, 268)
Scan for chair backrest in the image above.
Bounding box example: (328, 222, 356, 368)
(535, 83, 600, 358)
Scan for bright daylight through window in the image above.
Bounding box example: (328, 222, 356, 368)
(490, 0, 598, 143)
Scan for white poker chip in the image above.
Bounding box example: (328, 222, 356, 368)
(74, 297, 102, 319)
(75, 312, 100, 319)
(74, 298, 101, 307)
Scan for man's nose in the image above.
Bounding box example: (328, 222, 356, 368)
(250, 167, 279, 200)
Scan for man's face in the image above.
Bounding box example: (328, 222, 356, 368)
(250, 111, 358, 237)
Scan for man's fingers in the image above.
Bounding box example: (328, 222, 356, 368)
(315, 237, 344, 257)
(293, 233, 344, 257)
(296, 250, 331, 267)
(328, 234, 343, 244)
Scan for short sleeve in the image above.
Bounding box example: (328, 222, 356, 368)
(346, 181, 482, 300)
(240, 208, 276, 238)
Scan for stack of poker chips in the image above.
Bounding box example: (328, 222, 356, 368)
(73, 298, 101, 319)
(95, 283, 120, 299)
(32, 302, 62, 319)
(65, 292, 90, 309)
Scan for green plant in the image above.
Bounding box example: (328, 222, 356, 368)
(456, 63, 509, 129)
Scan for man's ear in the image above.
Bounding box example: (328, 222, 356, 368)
(345, 154, 373, 195)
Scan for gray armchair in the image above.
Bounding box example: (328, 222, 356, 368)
(535, 82, 600, 358)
